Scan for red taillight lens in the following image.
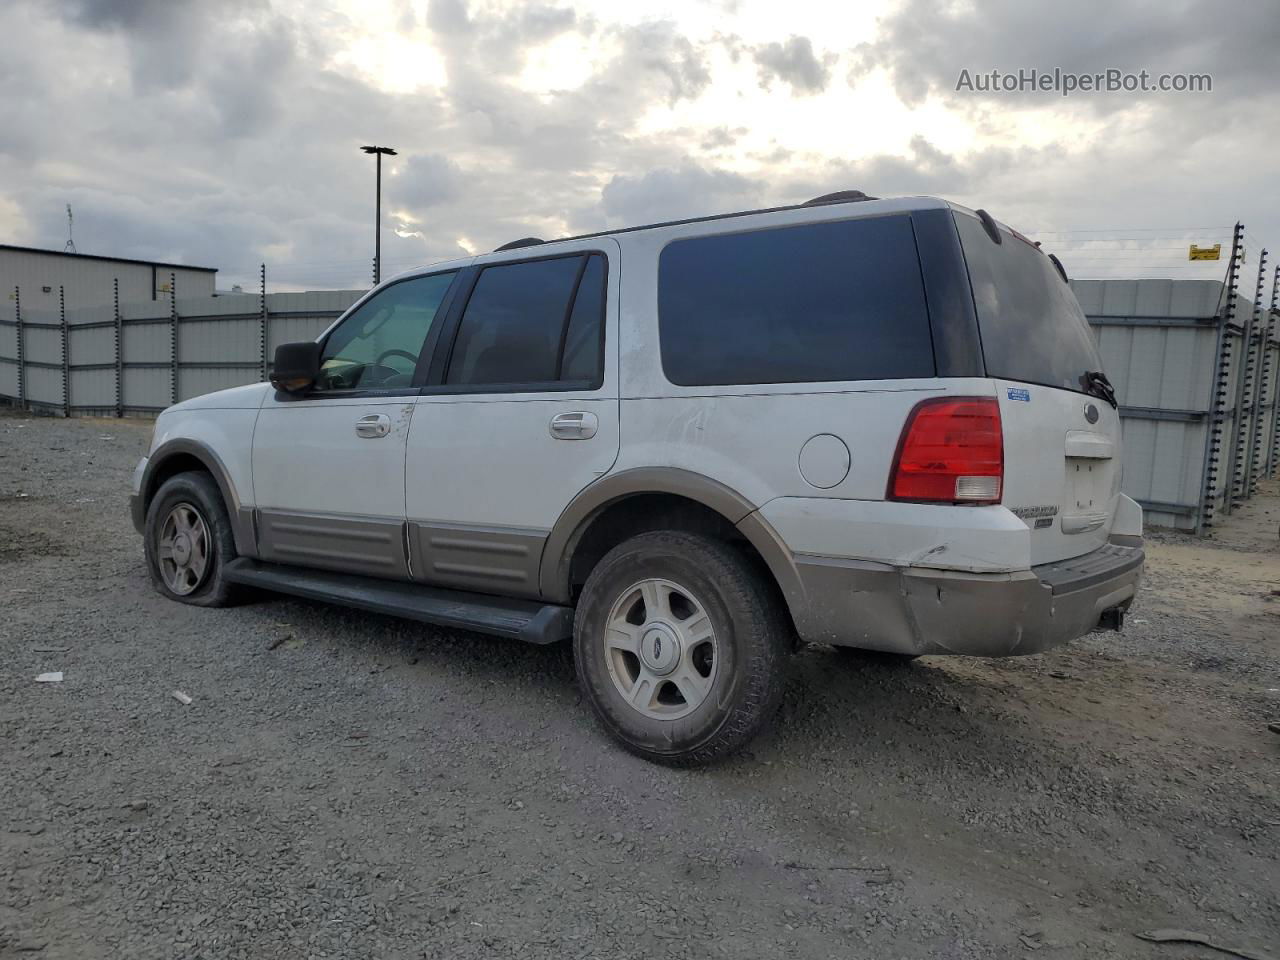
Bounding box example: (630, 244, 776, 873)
(888, 397, 1003, 504)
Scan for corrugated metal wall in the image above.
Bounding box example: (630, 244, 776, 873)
(1073, 266, 1280, 532)
(0, 286, 362, 416)
(1072, 279, 1223, 531)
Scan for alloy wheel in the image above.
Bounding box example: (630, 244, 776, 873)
(156, 502, 211, 596)
(603, 578, 719, 721)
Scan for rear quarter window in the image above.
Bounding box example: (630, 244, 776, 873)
(657, 215, 935, 386)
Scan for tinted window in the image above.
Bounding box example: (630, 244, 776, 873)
(954, 212, 1103, 393)
(560, 254, 605, 383)
(447, 256, 583, 385)
(316, 271, 455, 391)
(657, 216, 934, 386)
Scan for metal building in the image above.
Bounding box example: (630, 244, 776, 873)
(0, 244, 217, 314)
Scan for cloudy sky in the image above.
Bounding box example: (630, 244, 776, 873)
(2, 0, 1277, 292)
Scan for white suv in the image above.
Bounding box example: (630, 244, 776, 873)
(130, 193, 1144, 765)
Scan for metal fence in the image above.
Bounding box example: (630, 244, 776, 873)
(1076, 224, 1280, 532)
(0, 269, 361, 416)
(1, 248, 1277, 534)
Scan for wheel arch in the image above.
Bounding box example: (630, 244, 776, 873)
(140, 439, 256, 557)
(540, 468, 807, 629)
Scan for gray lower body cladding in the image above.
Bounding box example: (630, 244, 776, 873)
(256, 511, 408, 578)
(133, 476, 1143, 657)
(793, 539, 1144, 656)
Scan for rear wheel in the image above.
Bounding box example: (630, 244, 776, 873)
(574, 531, 790, 766)
(144, 471, 241, 607)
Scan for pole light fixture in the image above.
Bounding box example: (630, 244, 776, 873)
(361, 145, 397, 286)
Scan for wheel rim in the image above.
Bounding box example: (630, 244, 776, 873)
(603, 578, 719, 721)
(156, 502, 211, 596)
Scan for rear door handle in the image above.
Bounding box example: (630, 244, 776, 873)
(1065, 431, 1114, 459)
(355, 414, 391, 438)
(549, 411, 598, 440)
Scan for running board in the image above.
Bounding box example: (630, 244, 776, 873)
(223, 558, 573, 645)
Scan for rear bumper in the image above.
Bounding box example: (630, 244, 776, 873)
(794, 537, 1143, 657)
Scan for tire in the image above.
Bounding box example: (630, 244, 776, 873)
(574, 531, 791, 767)
(143, 471, 241, 607)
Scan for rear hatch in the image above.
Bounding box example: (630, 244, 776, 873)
(953, 209, 1122, 566)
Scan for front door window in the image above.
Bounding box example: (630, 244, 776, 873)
(315, 271, 456, 392)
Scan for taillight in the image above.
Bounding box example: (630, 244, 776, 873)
(888, 397, 1003, 504)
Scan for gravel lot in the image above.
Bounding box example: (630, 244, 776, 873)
(2, 410, 1278, 959)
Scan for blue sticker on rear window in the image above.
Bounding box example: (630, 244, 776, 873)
(1007, 387, 1031, 402)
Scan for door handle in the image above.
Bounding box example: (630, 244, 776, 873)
(355, 414, 391, 438)
(549, 411, 598, 440)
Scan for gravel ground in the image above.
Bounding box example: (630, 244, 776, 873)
(2, 410, 1278, 959)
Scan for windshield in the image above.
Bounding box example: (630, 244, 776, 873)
(954, 211, 1103, 393)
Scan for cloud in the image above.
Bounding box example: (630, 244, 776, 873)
(0, 0, 1275, 294)
(752, 36, 833, 95)
(613, 22, 713, 105)
(772, 135, 994, 207)
(392, 154, 466, 211)
(204, 17, 301, 138)
(393, 0, 417, 33)
(700, 126, 747, 150)
(52, 0, 267, 90)
(425, 0, 470, 35)
(856, 0, 1280, 114)
(601, 163, 761, 226)
(427, 0, 579, 74)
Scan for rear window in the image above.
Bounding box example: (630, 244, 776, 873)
(657, 215, 935, 386)
(954, 212, 1103, 393)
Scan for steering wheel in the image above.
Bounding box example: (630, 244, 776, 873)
(375, 348, 419, 370)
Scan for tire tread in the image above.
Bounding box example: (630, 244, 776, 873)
(574, 530, 790, 767)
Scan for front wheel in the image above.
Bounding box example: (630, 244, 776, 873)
(574, 531, 791, 766)
(143, 471, 241, 607)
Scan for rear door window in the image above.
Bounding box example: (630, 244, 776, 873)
(445, 253, 606, 388)
(954, 211, 1103, 393)
(657, 215, 935, 386)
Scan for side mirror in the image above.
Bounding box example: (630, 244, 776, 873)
(270, 341, 322, 393)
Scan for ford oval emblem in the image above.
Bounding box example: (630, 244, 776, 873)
(1084, 403, 1099, 424)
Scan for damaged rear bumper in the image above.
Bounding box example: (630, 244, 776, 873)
(795, 538, 1144, 657)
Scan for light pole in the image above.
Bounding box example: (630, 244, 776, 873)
(361, 145, 397, 286)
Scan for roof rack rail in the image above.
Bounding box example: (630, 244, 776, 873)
(803, 190, 878, 206)
(493, 237, 545, 252)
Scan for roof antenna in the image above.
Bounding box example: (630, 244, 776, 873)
(63, 204, 77, 254)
